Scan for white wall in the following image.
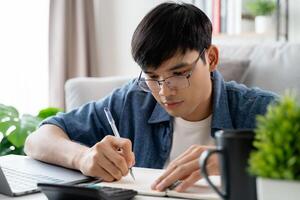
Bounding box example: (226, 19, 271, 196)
(0, 0, 49, 114)
(94, 0, 156, 77)
(93, 0, 300, 79)
(93, 0, 194, 77)
(289, 0, 300, 42)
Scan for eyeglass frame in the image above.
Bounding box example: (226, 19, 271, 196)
(137, 48, 206, 93)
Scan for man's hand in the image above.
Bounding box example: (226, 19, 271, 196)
(151, 145, 218, 192)
(75, 135, 135, 182)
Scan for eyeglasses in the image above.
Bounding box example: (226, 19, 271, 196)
(137, 49, 206, 93)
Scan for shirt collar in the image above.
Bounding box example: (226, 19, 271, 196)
(210, 70, 233, 130)
(148, 102, 171, 124)
(147, 70, 233, 129)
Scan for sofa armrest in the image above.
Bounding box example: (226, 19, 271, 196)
(65, 76, 134, 111)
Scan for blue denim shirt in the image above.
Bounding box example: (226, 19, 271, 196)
(42, 71, 278, 169)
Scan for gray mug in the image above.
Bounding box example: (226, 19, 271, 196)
(199, 129, 256, 200)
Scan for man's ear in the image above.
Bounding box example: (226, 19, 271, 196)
(207, 45, 219, 72)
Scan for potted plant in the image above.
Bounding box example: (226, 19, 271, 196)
(246, 0, 276, 34)
(249, 93, 300, 200)
(0, 104, 62, 156)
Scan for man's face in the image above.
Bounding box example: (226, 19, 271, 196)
(143, 49, 216, 121)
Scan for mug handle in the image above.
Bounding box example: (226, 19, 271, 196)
(199, 149, 228, 199)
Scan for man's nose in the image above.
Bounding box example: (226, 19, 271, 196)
(158, 82, 176, 96)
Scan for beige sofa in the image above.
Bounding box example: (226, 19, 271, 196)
(65, 42, 300, 111)
(217, 42, 300, 95)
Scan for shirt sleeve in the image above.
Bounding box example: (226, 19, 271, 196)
(40, 80, 135, 147)
(241, 89, 280, 128)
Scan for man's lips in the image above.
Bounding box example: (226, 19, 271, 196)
(162, 100, 184, 108)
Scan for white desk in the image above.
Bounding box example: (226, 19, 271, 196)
(0, 156, 217, 200)
(0, 193, 184, 200)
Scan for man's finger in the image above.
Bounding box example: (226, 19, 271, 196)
(93, 162, 115, 182)
(175, 169, 201, 192)
(155, 166, 189, 191)
(118, 150, 136, 168)
(155, 159, 200, 191)
(111, 137, 134, 167)
(169, 146, 212, 170)
(159, 148, 200, 188)
(151, 163, 178, 190)
(98, 153, 123, 180)
(130, 152, 135, 167)
(102, 145, 129, 176)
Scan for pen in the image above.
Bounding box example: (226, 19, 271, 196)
(104, 107, 136, 181)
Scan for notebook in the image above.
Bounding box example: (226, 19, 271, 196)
(97, 167, 220, 200)
(0, 155, 91, 197)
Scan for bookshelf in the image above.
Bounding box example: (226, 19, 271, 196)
(213, 32, 276, 45)
(193, 0, 289, 41)
(194, 0, 242, 35)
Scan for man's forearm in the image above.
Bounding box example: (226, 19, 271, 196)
(24, 124, 88, 170)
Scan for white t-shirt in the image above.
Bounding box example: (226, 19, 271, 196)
(164, 115, 213, 168)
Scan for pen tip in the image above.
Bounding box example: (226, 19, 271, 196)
(130, 169, 135, 181)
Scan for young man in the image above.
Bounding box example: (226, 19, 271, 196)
(24, 2, 277, 192)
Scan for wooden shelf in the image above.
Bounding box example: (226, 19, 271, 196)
(212, 32, 277, 44)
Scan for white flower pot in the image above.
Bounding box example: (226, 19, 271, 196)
(255, 16, 274, 34)
(257, 177, 300, 200)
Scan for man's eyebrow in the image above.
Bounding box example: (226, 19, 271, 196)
(144, 62, 189, 74)
(144, 70, 154, 74)
(168, 63, 189, 71)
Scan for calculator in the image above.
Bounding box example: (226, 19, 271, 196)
(37, 183, 138, 200)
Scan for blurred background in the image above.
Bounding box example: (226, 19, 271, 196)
(0, 0, 298, 114)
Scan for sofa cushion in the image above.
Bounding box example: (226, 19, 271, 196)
(65, 76, 134, 111)
(216, 42, 300, 95)
(218, 59, 250, 82)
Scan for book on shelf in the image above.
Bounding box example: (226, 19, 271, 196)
(195, 0, 243, 35)
(97, 167, 220, 200)
(212, 0, 221, 34)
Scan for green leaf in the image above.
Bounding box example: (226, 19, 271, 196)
(249, 91, 300, 181)
(246, 0, 276, 16)
(7, 114, 40, 148)
(0, 104, 61, 155)
(37, 107, 62, 120)
(0, 121, 17, 135)
(0, 104, 19, 119)
(21, 114, 42, 131)
(0, 137, 23, 156)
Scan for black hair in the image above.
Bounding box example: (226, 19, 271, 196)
(131, 2, 212, 71)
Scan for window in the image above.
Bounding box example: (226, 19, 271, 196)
(0, 0, 49, 115)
